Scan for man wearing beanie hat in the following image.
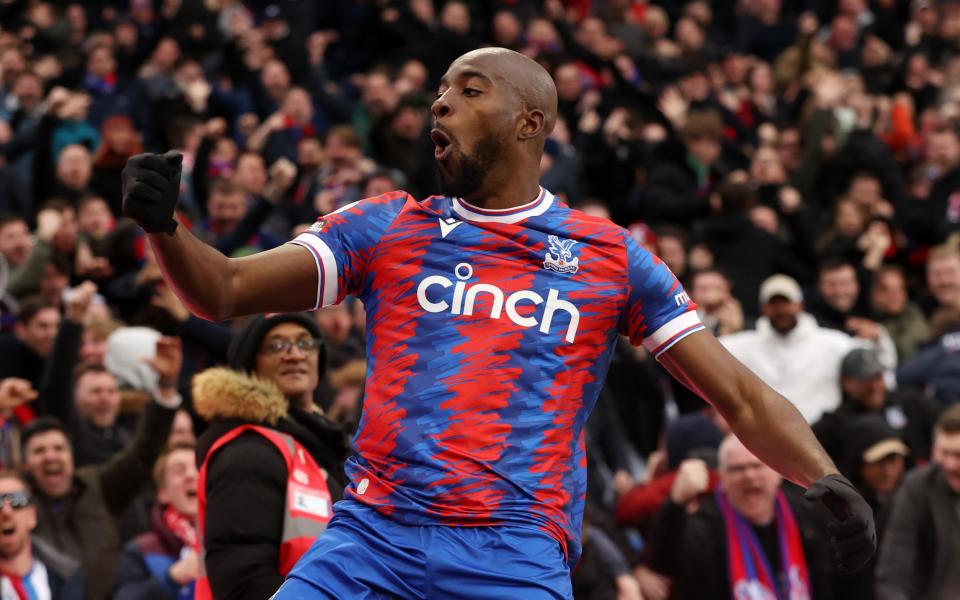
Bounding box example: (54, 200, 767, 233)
(192, 313, 349, 600)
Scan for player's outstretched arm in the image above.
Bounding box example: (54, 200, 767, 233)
(658, 330, 833, 487)
(123, 152, 317, 321)
(659, 329, 877, 573)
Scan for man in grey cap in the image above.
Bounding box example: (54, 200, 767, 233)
(721, 274, 898, 423)
(814, 348, 942, 464)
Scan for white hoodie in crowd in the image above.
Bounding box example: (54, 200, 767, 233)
(719, 312, 898, 423)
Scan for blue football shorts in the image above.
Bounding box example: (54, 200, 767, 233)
(272, 500, 573, 599)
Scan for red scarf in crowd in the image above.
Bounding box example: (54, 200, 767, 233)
(0, 571, 29, 600)
(85, 71, 117, 94)
(162, 505, 197, 549)
(283, 115, 316, 142)
(716, 489, 811, 600)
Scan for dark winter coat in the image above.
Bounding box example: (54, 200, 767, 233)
(31, 537, 85, 600)
(813, 390, 942, 463)
(649, 488, 840, 600)
(875, 465, 960, 599)
(31, 401, 177, 600)
(193, 368, 349, 600)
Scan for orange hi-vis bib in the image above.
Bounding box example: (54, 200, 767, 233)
(195, 425, 332, 599)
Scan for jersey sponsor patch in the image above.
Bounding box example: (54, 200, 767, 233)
(416, 262, 581, 343)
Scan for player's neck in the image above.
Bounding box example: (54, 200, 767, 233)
(459, 179, 542, 212)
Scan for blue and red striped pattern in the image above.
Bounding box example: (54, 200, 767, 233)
(290, 188, 702, 563)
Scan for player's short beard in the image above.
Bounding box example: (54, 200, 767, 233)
(439, 133, 500, 199)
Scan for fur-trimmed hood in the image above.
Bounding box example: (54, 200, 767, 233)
(193, 367, 351, 510)
(192, 367, 288, 425)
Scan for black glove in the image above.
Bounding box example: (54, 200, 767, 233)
(122, 151, 182, 235)
(804, 473, 877, 574)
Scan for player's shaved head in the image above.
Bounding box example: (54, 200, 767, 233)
(449, 47, 557, 140)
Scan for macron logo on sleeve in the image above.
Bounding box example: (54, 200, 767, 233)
(674, 291, 691, 306)
(439, 217, 463, 238)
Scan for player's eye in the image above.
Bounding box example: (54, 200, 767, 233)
(435, 89, 447, 100)
(463, 87, 480, 97)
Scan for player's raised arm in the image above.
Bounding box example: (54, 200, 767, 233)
(658, 330, 876, 572)
(122, 152, 317, 320)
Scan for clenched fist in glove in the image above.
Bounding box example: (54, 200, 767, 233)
(805, 473, 877, 573)
(122, 151, 183, 235)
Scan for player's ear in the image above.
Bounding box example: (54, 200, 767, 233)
(518, 109, 546, 141)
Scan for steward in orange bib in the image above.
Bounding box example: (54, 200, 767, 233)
(193, 314, 349, 599)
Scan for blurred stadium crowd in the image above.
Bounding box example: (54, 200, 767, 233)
(1, 0, 960, 598)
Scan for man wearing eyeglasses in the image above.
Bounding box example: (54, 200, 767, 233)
(0, 471, 83, 600)
(191, 313, 350, 600)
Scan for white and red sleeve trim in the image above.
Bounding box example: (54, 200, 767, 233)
(642, 311, 705, 358)
(289, 233, 339, 310)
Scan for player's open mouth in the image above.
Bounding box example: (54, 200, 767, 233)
(0, 525, 14, 537)
(431, 129, 453, 160)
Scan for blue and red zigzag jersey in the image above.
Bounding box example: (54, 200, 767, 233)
(290, 188, 703, 563)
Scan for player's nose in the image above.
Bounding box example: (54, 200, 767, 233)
(431, 95, 451, 120)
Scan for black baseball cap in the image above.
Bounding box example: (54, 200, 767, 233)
(844, 414, 909, 467)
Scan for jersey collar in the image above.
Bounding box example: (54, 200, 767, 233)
(451, 187, 554, 224)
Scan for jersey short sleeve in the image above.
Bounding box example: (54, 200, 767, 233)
(287, 192, 409, 309)
(619, 230, 704, 357)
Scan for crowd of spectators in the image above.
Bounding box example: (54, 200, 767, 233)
(1, 0, 960, 598)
